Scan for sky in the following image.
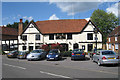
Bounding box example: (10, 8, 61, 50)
(1, 0, 119, 25)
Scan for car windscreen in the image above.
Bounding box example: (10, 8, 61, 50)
(102, 51, 115, 55)
(31, 50, 43, 53)
(49, 50, 59, 54)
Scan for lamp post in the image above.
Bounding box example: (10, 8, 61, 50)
(94, 28, 98, 50)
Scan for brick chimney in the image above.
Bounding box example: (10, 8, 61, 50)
(18, 19, 23, 35)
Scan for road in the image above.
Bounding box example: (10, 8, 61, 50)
(2, 55, 119, 80)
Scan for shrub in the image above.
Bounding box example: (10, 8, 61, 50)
(62, 51, 72, 57)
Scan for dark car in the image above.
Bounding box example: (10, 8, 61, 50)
(7, 50, 19, 58)
(71, 49, 85, 60)
(17, 51, 29, 59)
(46, 49, 62, 61)
(89, 49, 103, 59)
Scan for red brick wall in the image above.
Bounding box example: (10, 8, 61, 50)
(107, 36, 120, 53)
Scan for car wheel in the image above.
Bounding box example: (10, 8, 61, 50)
(97, 60, 101, 66)
(27, 59, 30, 61)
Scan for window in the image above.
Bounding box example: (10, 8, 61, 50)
(82, 45, 85, 50)
(49, 34, 54, 40)
(109, 38, 110, 42)
(56, 34, 66, 39)
(115, 37, 117, 41)
(35, 46, 40, 49)
(109, 44, 111, 49)
(115, 44, 118, 49)
(67, 33, 72, 39)
(36, 35, 40, 40)
(87, 33, 93, 40)
(22, 35, 27, 41)
(22, 46, 26, 50)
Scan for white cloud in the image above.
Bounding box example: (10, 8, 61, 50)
(23, 16, 33, 21)
(50, 2, 100, 16)
(106, 2, 119, 17)
(49, 14, 59, 20)
(2, 17, 9, 21)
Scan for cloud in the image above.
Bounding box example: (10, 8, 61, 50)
(49, 14, 59, 20)
(12, 14, 21, 20)
(106, 2, 119, 17)
(23, 16, 33, 21)
(50, 2, 100, 16)
(2, 17, 9, 21)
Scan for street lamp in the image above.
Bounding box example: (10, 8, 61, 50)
(94, 28, 98, 50)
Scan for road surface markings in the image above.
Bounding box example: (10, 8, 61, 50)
(40, 71, 71, 78)
(3, 63, 26, 70)
(60, 65, 118, 75)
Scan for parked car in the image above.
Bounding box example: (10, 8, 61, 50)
(89, 49, 103, 59)
(92, 50, 119, 66)
(7, 50, 19, 58)
(46, 49, 62, 61)
(26, 49, 47, 61)
(17, 51, 29, 59)
(71, 49, 85, 60)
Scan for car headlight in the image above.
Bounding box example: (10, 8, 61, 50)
(56, 55, 58, 57)
(47, 55, 49, 57)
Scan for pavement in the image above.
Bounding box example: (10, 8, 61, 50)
(1, 55, 119, 79)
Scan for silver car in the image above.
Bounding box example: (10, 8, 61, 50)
(26, 49, 47, 61)
(92, 50, 119, 66)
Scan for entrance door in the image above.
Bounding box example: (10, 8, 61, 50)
(73, 43, 79, 49)
(88, 44, 93, 51)
(29, 46, 33, 51)
(60, 44, 68, 51)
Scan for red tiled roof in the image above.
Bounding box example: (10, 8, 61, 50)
(109, 26, 120, 37)
(35, 19, 88, 34)
(0, 26, 18, 36)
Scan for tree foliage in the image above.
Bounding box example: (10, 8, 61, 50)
(90, 9, 118, 43)
(6, 20, 30, 30)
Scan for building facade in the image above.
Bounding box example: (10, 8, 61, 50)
(106, 26, 120, 53)
(1, 26, 18, 52)
(18, 19, 102, 52)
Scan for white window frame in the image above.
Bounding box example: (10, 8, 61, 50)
(115, 37, 117, 41)
(109, 38, 110, 42)
(115, 44, 118, 49)
(109, 44, 111, 49)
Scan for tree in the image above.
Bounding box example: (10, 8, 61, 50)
(6, 20, 29, 30)
(23, 20, 29, 29)
(90, 9, 119, 44)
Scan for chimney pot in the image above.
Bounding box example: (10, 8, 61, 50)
(20, 19, 23, 23)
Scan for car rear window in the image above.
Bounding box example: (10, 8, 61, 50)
(19, 52, 25, 55)
(102, 51, 115, 55)
(73, 49, 83, 52)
